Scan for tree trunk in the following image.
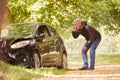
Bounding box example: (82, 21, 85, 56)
(0, 0, 7, 32)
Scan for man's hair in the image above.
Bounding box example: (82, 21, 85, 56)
(73, 18, 82, 24)
(73, 18, 87, 28)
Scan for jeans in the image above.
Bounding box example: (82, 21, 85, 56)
(82, 39, 101, 68)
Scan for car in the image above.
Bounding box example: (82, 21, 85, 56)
(0, 22, 68, 69)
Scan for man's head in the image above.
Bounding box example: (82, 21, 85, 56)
(73, 18, 83, 30)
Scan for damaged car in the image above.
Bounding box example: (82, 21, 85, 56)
(0, 23, 67, 69)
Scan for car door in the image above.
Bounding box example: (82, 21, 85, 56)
(48, 27, 61, 52)
(36, 25, 53, 54)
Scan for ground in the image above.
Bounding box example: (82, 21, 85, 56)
(31, 63, 120, 80)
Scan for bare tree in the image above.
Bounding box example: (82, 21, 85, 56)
(0, 0, 7, 32)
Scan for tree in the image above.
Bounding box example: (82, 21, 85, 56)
(8, 0, 120, 38)
(0, 0, 7, 31)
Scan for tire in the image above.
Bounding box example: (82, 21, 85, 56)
(58, 51, 68, 69)
(32, 51, 41, 69)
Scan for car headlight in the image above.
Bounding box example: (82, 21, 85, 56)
(11, 40, 30, 49)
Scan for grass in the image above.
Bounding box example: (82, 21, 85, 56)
(68, 54, 120, 64)
(96, 54, 120, 64)
(0, 54, 120, 80)
(0, 61, 66, 80)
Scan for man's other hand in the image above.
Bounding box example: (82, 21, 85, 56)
(83, 46, 87, 51)
(72, 26, 77, 32)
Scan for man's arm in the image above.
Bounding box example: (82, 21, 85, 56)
(72, 30, 80, 39)
(85, 26, 95, 49)
(71, 26, 80, 38)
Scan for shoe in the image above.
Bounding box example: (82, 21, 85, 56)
(78, 67, 88, 70)
(89, 67, 94, 70)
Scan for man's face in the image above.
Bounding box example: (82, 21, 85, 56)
(73, 21, 83, 30)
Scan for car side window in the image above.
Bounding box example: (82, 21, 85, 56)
(48, 27, 57, 36)
(37, 25, 51, 38)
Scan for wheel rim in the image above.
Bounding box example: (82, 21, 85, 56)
(33, 52, 41, 69)
(62, 54, 68, 68)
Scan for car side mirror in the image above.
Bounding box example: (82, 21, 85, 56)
(39, 34, 45, 38)
(36, 33, 45, 42)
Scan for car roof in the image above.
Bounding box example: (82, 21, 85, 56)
(4, 22, 46, 27)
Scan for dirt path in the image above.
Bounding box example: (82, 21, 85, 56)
(32, 63, 120, 80)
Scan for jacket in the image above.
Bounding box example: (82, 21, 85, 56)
(72, 25, 101, 49)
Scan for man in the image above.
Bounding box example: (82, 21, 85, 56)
(72, 18, 101, 70)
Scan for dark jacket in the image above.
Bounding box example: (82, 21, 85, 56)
(72, 25, 101, 49)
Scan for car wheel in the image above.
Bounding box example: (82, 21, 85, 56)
(32, 51, 41, 69)
(58, 51, 68, 69)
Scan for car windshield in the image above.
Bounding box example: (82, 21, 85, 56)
(1, 23, 36, 38)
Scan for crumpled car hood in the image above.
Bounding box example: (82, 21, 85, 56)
(0, 38, 14, 61)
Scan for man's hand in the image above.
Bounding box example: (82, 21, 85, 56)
(72, 26, 77, 32)
(83, 46, 87, 51)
